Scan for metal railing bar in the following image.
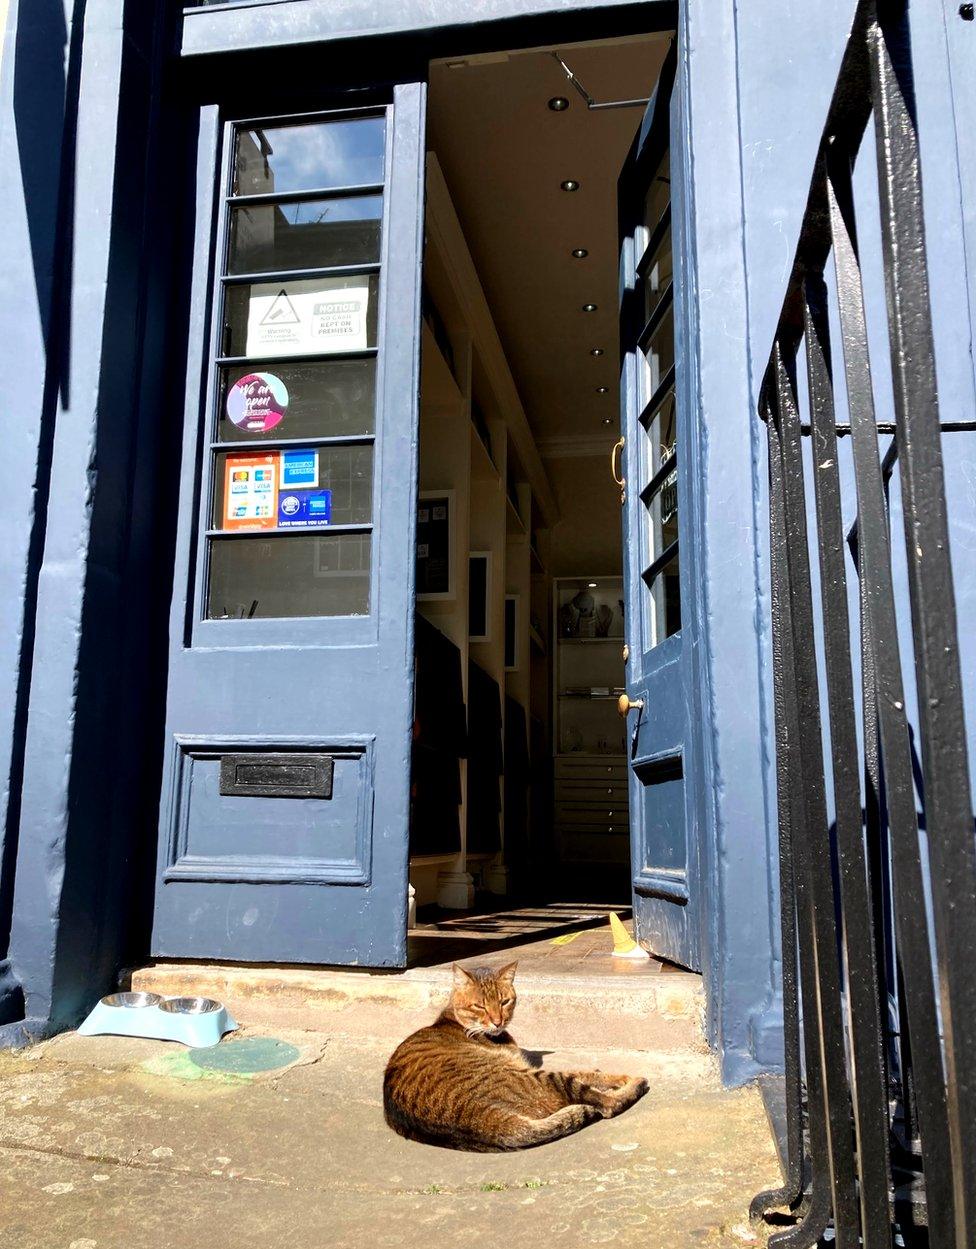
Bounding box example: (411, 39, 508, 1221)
(846, 437, 898, 550)
(869, 7, 976, 1239)
(796, 420, 976, 435)
(880, 436, 900, 481)
(762, 388, 837, 1249)
(803, 277, 892, 1244)
(770, 345, 861, 1248)
(826, 141, 956, 1245)
(226, 183, 385, 208)
(749, 388, 808, 1230)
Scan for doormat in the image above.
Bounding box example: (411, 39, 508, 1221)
(189, 1036, 301, 1075)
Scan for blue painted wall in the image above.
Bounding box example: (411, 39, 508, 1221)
(700, 0, 976, 1082)
(0, 0, 81, 1028)
(0, 0, 180, 1040)
(0, 0, 971, 1087)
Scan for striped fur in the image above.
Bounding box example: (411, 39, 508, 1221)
(383, 962, 648, 1152)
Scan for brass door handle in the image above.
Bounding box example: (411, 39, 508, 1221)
(610, 437, 626, 503)
(617, 693, 644, 717)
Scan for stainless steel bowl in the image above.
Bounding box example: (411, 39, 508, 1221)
(158, 996, 222, 1015)
(100, 992, 162, 1009)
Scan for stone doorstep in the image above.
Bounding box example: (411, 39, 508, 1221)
(130, 962, 707, 1055)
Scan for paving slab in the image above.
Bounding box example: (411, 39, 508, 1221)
(0, 1026, 779, 1249)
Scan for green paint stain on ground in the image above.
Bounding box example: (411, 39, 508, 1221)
(189, 1037, 301, 1075)
(140, 1052, 251, 1084)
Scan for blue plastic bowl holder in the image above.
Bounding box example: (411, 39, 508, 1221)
(78, 994, 238, 1048)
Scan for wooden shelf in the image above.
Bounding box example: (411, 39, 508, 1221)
(421, 321, 462, 417)
(470, 423, 500, 481)
(426, 154, 558, 527)
(558, 637, 625, 645)
(558, 694, 623, 702)
(506, 492, 527, 535)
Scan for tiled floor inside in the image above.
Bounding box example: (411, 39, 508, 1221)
(407, 902, 690, 978)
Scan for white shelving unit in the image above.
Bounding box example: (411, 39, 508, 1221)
(552, 577, 630, 875)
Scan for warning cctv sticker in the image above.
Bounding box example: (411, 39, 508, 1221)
(246, 278, 369, 358)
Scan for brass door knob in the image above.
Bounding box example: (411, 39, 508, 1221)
(617, 693, 644, 717)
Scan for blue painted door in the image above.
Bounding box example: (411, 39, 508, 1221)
(151, 89, 426, 967)
(618, 45, 700, 971)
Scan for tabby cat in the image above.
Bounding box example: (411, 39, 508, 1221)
(383, 961, 648, 1151)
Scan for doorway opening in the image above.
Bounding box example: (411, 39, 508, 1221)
(409, 32, 675, 954)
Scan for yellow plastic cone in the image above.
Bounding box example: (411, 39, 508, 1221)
(609, 912, 650, 959)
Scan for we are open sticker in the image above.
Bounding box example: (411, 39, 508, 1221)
(226, 372, 289, 433)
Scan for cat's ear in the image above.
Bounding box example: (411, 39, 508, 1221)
(452, 963, 477, 986)
(496, 961, 518, 984)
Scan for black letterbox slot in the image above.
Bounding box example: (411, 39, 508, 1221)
(219, 753, 334, 799)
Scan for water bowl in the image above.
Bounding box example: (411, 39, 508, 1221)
(78, 992, 237, 1048)
(158, 997, 222, 1016)
(101, 991, 162, 1009)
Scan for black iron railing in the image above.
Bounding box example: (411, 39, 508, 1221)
(750, 2, 976, 1246)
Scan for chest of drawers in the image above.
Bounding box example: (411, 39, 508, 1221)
(553, 754, 630, 866)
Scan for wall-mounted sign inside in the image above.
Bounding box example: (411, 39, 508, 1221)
(223, 453, 279, 530)
(245, 277, 370, 358)
(226, 372, 289, 433)
(416, 493, 452, 597)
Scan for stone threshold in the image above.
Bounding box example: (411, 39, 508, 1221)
(130, 959, 706, 1056)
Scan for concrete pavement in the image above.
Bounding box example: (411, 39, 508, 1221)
(0, 1025, 779, 1248)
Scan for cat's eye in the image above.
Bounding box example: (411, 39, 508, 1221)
(501, 997, 514, 1006)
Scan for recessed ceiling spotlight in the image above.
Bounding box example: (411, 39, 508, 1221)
(560, 179, 581, 192)
(602, 417, 614, 426)
(590, 347, 605, 357)
(596, 386, 609, 394)
(582, 303, 598, 312)
(571, 248, 588, 259)
(548, 96, 570, 112)
(587, 582, 598, 588)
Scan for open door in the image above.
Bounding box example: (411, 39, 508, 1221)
(151, 88, 426, 967)
(617, 44, 700, 971)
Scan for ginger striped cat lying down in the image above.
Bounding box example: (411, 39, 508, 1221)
(383, 961, 648, 1152)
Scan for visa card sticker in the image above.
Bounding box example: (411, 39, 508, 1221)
(223, 453, 278, 530)
(277, 488, 332, 528)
